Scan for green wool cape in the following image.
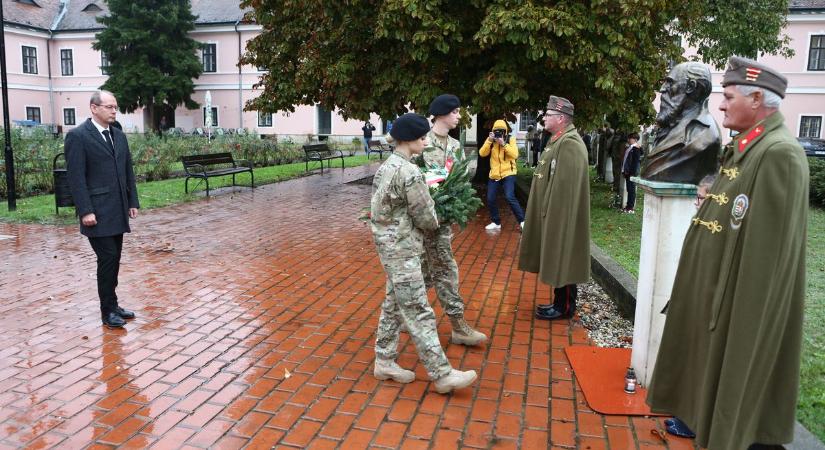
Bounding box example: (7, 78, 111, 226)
(647, 112, 809, 450)
(518, 124, 591, 286)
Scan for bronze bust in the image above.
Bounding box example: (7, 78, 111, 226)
(641, 62, 721, 184)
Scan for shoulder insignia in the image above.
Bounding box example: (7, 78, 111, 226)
(738, 125, 764, 152)
(730, 194, 749, 230)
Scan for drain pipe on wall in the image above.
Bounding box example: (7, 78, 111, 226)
(235, 19, 243, 130)
(46, 30, 55, 126)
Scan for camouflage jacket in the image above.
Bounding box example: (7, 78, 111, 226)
(370, 152, 439, 259)
(419, 130, 463, 169)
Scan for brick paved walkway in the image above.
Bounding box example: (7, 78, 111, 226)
(0, 165, 694, 449)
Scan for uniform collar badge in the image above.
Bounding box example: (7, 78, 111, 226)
(738, 125, 764, 153)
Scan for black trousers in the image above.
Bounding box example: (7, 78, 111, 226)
(553, 284, 578, 316)
(88, 234, 124, 316)
(625, 176, 637, 210)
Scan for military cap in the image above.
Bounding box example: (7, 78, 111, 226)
(389, 113, 430, 141)
(428, 94, 461, 116)
(546, 95, 575, 117)
(721, 56, 787, 98)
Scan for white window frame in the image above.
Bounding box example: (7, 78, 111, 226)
(203, 106, 219, 127)
(21, 44, 38, 74)
(798, 114, 824, 139)
(59, 47, 74, 76)
(257, 111, 273, 128)
(100, 51, 111, 75)
(63, 107, 76, 126)
(805, 31, 825, 72)
(201, 42, 218, 73)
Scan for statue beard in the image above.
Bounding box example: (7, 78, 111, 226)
(656, 98, 685, 130)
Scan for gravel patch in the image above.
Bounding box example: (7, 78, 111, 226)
(577, 279, 634, 348)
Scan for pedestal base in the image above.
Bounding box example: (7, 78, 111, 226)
(630, 178, 697, 387)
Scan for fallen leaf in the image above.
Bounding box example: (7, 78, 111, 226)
(284, 368, 291, 379)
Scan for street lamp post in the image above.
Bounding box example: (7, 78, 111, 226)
(0, 0, 17, 211)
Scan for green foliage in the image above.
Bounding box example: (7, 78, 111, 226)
(809, 157, 825, 207)
(429, 157, 483, 228)
(93, 0, 203, 129)
(0, 132, 308, 199)
(0, 128, 64, 199)
(0, 155, 375, 224)
(241, 0, 791, 131)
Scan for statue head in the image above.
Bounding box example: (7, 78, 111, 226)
(656, 62, 712, 128)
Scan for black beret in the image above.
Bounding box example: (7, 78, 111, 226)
(721, 56, 787, 98)
(428, 94, 460, 116)
(390, 113, 430, 142)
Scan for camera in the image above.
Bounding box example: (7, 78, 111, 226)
(493, 129, 505, 139)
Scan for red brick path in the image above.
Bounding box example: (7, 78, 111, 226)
(0, 165, 694, 449)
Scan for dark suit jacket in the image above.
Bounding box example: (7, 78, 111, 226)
(65, 118, 139, 237)
(622, 144, 642, 176)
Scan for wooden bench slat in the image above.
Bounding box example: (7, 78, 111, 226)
(181, 152, 254, 196)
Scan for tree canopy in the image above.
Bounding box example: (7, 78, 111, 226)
(94, 0, 203, 130)
(241, 0, 791, 131)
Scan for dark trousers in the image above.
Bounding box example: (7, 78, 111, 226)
(553, 284, 578, 316)
(625, 176, 637, 210)
(88, 234, 124, 316)
(487, 175, 525, 225)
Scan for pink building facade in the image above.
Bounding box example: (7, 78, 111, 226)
(1, 0, 824, 142)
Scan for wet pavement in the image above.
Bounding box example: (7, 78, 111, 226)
(0, 165, 689, 449)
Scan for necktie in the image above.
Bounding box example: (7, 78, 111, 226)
(102, 129, 115, 155)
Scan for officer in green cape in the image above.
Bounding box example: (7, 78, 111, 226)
(518, 95, 591, 320)
(646, 57, 809, 450)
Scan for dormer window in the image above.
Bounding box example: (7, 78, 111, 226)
(14, 0, 41, 6)
(82, 3, 102, 12)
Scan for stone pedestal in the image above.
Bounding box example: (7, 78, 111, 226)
(630, 178, 697, 387)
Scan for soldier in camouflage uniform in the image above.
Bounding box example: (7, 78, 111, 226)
(417, 94, 487, 346)
(370, 113, 477, 394)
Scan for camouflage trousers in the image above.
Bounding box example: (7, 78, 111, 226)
(375, 255, 452, 380)
(421, 224, 465, 318)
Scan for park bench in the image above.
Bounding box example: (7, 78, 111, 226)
(302, 143, 344, 172)
(181, 152, 254, 196)
(367, 139, 392, 160)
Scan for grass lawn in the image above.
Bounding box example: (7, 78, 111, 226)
(587, 167, 825, 441)
(0, 155, 375, 225)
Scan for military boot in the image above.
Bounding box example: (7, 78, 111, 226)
(373, 359, 415, 383)
(433, 369, 477, 394)
(449, 317, 487, 346)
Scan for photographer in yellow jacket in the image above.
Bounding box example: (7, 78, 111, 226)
(479, 119, 525, 230)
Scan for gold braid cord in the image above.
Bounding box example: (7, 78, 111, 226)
(721, 167, 739, 181)
(708, 192, 729, 206)
(692, 217, 723, 234)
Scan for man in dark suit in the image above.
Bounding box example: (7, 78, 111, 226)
(66, 90, 140, 328)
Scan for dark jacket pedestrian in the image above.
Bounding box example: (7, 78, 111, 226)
(65, 91, 139, 328)
(622, 133, 642, 212)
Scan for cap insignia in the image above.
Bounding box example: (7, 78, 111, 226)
(746, 67, 762, 82)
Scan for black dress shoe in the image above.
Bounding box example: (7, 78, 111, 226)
(114, 307, 135, 320)
(535, 307, 569, 320)
(537, 304, 553, 310)
(102, 312, 126, 328)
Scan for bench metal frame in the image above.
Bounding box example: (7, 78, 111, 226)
(181, 152, 254, 196)
(302, 143, 344, 172)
